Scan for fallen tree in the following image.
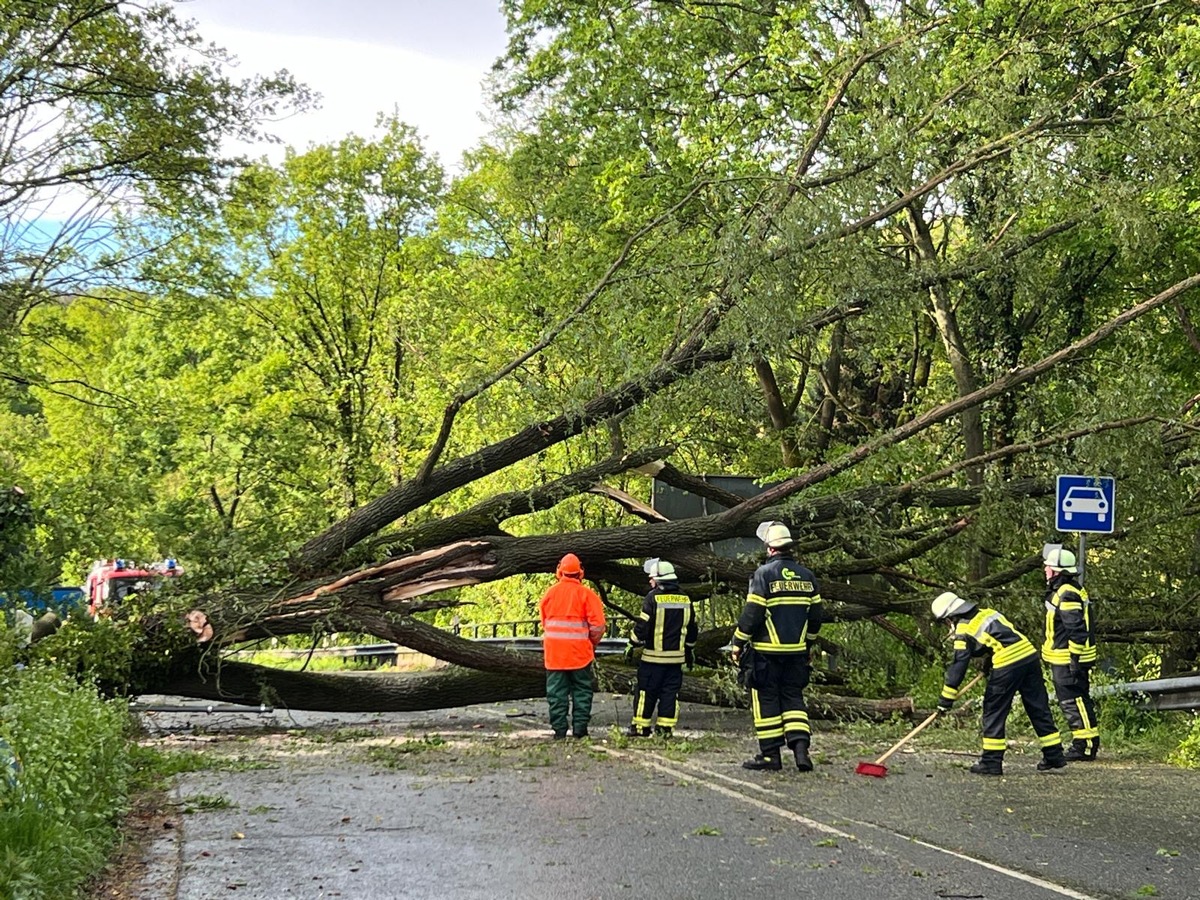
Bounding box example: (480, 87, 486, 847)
(77, 273, 1199, 714)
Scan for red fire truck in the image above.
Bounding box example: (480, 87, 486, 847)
(84, 558, 183, 618)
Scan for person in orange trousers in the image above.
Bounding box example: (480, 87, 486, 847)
(540, 553, 606, 739)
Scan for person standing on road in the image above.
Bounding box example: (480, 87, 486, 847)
(624, 558, 697, 739)
(540, 553, 606, 740)
(1041, 546, 1100, 761)
(731, 522, 823, 772)
(932, 590, 1067, 776)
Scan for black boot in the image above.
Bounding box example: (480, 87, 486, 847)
(969, 761, 1004, 776)
(1088, 737, 1100, 760)
(970, 750, 1004, 776)
(626, 725, 650, 738)
(1037, 747, 1068, 772)
(792, 740, 813, 772)
(654, 726, 673, 739)
(1063, 740, 1091, 762)
(741, 753, 782, 771)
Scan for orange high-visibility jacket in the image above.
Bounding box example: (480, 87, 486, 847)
(540, 576, 606, 670)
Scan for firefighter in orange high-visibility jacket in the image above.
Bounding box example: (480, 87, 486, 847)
(624, 558, 697, 739)
(1041, 547, 1100, 761)
(731, 522, 823, 772)
(539, 553, 606, 740)
(932, 591, 1067, 776)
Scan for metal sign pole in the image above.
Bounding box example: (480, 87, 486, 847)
(1077, 533, 1087, 585)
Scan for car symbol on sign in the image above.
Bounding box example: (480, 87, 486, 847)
(1062, 486, 1107, 522)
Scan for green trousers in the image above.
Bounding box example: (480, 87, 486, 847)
(546, 665, 595, 737)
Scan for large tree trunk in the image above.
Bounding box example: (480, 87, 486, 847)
(161, 659, 917, 722)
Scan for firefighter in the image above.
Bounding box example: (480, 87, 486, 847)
(624, 558, 698, 739)
(932, 590, 1067, 776)
(1042, 547, 1100, 761)
(539, 553, 606, 740)
(731, 522, 823, 771)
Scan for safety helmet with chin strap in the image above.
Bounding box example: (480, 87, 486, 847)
(931, 590, 977, 620)
(643, 558, 677, 581)
(1043, 546, 1079, 574)
(755, 521, 794, 550)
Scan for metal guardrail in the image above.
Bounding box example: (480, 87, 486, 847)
(1092, 675, 1200, 711)
(251, 637, 632, 665)
(234, 619, 627, 665)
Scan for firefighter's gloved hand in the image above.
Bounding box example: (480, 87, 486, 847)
(981, 658, 993, 676)
(1068, 658, 1081, 678)
(937, 698, 954, 713)
(623, 643, 636, 663)
(685, 647, 696, 670)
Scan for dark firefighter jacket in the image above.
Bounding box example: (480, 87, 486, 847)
(940, 607, 1038, 703)
(732, 554, 823, 655)
(629, 582, 698, 665)
(1042, 573, 1097, 666)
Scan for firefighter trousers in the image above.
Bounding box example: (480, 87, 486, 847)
(979, 657, 1063, 763)
(749, 653, 811, 755)
(1051, 664, 1099, 751)
(546, 665, 595, 737)
(631, 661, 684, 730)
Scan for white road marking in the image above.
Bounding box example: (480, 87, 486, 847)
(602, 747, 1101, 900)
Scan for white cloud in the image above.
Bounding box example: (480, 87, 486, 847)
(183, 1, 508, 169)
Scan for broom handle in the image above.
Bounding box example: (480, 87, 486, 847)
(873, 672, 984, 766)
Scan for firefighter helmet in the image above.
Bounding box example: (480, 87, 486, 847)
(556, 553, 584, 578)
(931, 590, 977, 620)
(755, 521, 794, 549)
(1043, 546, 1078, 573)
(643, 558, 676, 581)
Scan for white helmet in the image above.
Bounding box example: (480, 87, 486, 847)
(931, 590, 977, 620)
(643, 558, 677, 581)
(755, 521, 794, 550)
(1043, 546, 1078, 574)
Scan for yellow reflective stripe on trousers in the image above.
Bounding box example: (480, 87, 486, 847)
(1073, 699, 1099, 739)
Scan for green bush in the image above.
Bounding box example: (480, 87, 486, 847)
(0, 665, 133, 900)
(1167, 714, 1200, 769)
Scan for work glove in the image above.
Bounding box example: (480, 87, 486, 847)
(1068, 658, 1081, 679)
(623, 643, 636, 663)
(937, 698, 954, 713)
(685, 647, 696, 670)
(981, 658, 993, 677)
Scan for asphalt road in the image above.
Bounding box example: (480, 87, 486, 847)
(129, 695, 1199, 900)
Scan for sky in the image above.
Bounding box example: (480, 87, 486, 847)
(179, 0, 511, 169)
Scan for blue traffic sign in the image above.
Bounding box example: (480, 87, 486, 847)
(1055, 475, 1115, 534)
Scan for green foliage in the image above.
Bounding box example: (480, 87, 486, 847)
(1166, 715, 1200, 769)
(0, 666, 132, 900)
(181, 793, 234, 813)
(0, 0, 311, 385)
(25, 616, 137, 693)
(822, 618, 935, 702)
(364, 736, 448, 768)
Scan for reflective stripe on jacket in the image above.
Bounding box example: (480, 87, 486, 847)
(941, 607, 1037, 702)
(540, 575, 605, 670)
(1042, 576, 1097, 665)
(733, 555, 823, 655)
(630, 584, 697, 665)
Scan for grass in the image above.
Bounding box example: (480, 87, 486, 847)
(180, 793, 234, 813)
(362, 736, 448, 768)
